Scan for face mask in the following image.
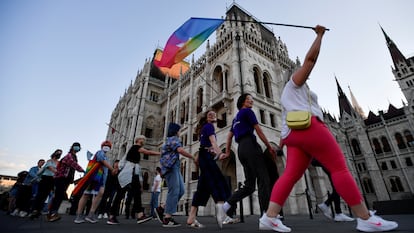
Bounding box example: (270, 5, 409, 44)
(102, 146, 111, 152)
(73, 146, 81, 152)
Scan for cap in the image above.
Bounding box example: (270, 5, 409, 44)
(167, 123, 181, 137)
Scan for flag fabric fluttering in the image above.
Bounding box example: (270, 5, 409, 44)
(154, 17, 224, 69)
(151, 48, 190, 79)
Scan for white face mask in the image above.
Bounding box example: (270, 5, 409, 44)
(102, 146, 111, 152)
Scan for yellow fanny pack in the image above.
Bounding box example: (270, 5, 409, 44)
(286, 111, 311, 129)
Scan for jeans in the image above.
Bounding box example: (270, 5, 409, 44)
(164, 162, 184, 215)
(150, 191, 160, 217)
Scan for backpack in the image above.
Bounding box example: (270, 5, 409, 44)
(160, 149, 179, 169)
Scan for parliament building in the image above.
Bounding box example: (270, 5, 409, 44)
(105, 3, 414, 216)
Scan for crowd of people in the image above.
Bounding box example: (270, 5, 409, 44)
(5, 25, 398, 233)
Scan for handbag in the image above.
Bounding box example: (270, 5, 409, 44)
(286, 86, 312, 130)
(286, 111, 311, 129)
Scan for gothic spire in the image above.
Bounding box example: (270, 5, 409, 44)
(380, 26, 407, 69)
(336, 77, 354, 118)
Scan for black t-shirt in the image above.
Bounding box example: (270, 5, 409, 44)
(126, 145, 141, 164)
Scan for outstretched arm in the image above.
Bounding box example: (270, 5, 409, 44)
(292, 25, 326, 87)
(139, 147, 161, 156)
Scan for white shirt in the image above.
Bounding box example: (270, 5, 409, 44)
(280, 78, 324, 139)
(152, 174, 162, 192)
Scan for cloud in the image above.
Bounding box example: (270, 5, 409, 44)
(0, 148, 28, 176)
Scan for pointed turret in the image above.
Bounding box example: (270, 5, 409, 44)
(348, 85, 366, 118)
(380, 26, 407, 70)
(336, 77, 355, 118)
(380, 25, 414, 103)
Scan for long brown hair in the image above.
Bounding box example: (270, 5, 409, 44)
(195, 110, 213, 137)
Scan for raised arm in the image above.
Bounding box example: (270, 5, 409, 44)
(292, 25, 326, 87)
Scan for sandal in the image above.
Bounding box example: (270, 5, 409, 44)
(187, 219, 205, 228)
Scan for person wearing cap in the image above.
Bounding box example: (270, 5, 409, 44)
(74, 140, 117, 224)
(48, 142, 85, 222)
(107, 135, 160, 225)
(159, 123, 195, 227)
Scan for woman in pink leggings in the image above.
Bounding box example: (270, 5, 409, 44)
(258, 25, 398, 233)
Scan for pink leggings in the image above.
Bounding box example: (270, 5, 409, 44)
(270, 116, 363, 206)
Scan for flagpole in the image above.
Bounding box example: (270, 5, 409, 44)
(163, 75, 171, 139)
(225, 19, 330, 31)
(106, 123, 129, 139)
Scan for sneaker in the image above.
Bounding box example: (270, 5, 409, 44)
(103, 213, 108, 219)
(223, 216, 240, 224)
(162, 217, 181, 227)
(19, 211, 28, 218)
(259, 213, 291, 232)
(356, 213, 398, 232)
(154, 207, 164, 223)
(318, 203, 332, 220)
(10, 209, 19, 216)
(97, 214, 103, 219)
(48, 213, 61, 222)
(74, 215, 85, 224)
(136, 214, 152, 224)
(106, 216, 120, 225)
(187, 219, 205, 228)
(30, 210, 41, 219)
(216, 203, 225, 228)
(334, 213, 354, 222)
(85, 214, 98, 223)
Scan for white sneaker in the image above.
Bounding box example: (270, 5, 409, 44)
(215, 203, 225, 228)
(356, 213, 398, 232)
(317, 203, 332, 219)
(259, 213, 291, 232)
(11, 209, 19, 216)
(19, 211, 28, 218)
(223, 216, 240, 224)
(103, 213, 108, 219)
(334, 213, 354, 222)
(97, 214, 103, 219)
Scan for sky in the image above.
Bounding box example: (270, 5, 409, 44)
(1, 0, 413, 177)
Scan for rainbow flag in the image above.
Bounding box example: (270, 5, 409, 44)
(152, 48, 190, 79)
(71, 156, 103, 197)
(154, 17, 224, 69)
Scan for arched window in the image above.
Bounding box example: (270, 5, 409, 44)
(253, 67, 262, 94)
(381, 136, 391, 152)
(196, 88, 203, 114)
(395, 132, 406, 149)
(263, 72, 272, 98)
(404, 130, 414, 147)
(213, 66, 224, 92)
(180, 101, 186, 124)
(351, 139, 361, 155)
(373, 138, 383, 154)
(185, 98, 190, 122)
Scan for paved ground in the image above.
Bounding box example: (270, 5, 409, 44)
(2, 211, 413, 233)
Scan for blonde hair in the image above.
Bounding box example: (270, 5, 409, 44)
(135, 135, 146, 143)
